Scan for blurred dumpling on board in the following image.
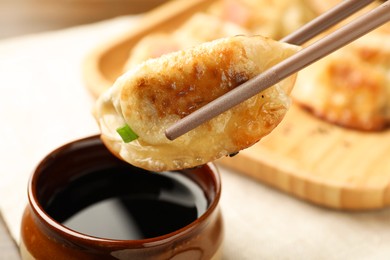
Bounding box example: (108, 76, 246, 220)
(124, 0, 318, 71)
(305, 0, 340, 14)
(207, 0, 316, 40)
(123, 13, 249, 70)
(292, 5, 390, 131)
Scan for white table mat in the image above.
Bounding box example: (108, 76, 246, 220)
(1, 16, 390, 260)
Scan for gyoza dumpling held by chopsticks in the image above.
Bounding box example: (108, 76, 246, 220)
(94, 35, 300, 171)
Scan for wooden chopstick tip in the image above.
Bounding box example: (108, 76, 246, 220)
(165, 124, 184, 140)
(165, 129, 175, 141)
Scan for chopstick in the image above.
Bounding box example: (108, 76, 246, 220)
(281, 0, 376, 45)
(165, 0, 390, 141)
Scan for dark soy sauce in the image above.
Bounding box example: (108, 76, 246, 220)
(44, 166, 208, 240)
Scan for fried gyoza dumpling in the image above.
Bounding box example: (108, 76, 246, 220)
(94, 35, 300, 171)
(292, 24, 390, 131)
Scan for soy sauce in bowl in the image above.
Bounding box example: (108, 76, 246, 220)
(44, 166, 208, 240)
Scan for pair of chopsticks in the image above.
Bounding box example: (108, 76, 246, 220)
(165, 0, 390, 140)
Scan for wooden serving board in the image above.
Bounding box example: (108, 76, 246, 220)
(219, 105, 390, 210)
(83, 0, 390, 210)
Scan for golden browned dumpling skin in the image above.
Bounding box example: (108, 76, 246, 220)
(94, 35, 300, 171)
(293, 25, 390, 131)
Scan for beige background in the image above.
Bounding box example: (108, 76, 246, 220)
(0, 0, 166, 39)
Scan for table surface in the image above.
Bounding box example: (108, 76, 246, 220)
(2, 11, 390, 260)
(0, 214, 20, 259)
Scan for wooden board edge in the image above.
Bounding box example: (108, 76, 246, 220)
(217, 147, 390, 211)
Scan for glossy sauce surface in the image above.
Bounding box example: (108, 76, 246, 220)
(43, 166, 208, 240)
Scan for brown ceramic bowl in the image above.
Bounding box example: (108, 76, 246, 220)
(20, 135, 223, 259)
